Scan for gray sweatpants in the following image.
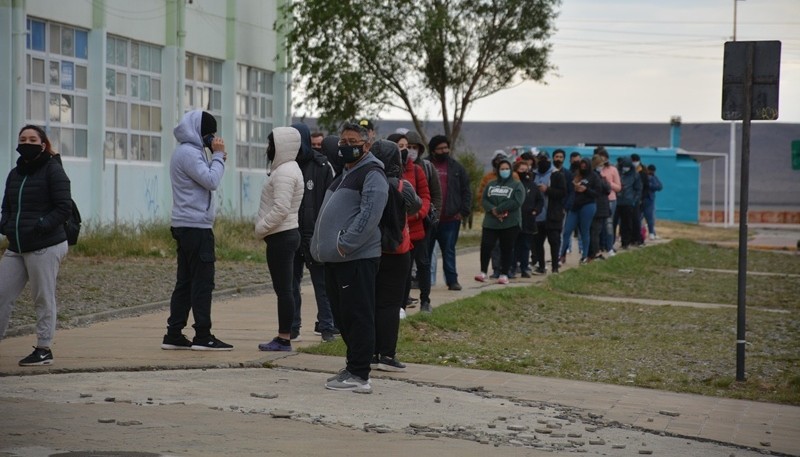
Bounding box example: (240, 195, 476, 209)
(0, 241, 68, 347)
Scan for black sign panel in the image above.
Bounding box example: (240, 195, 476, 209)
(722, 41, 781, 121)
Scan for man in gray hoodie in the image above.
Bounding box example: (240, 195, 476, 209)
(311, 123, 388, 392)
(161, 110, 232, 351)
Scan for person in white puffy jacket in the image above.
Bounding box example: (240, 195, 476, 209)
(255, 126, 305, 352)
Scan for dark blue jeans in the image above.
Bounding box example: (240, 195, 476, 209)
(561, 203, 597, 261)
(431, 220, 461, 286)
(325, 257, 380, 380)
(266, 229, 301, 334)
(292, 249, 335, 333)
(168, 227, 215, 338)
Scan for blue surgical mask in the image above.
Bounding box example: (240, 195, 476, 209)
(499, 169, 511, 179)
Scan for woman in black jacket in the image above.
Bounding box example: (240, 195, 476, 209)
(512, 160, 544, 277)
(558, 157, 600, 265)
(0, 125, 72, 366)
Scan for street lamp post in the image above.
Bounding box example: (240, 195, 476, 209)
(728, 0, 744, 227)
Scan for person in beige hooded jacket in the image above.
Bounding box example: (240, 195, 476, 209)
(255, 126, 304, 351)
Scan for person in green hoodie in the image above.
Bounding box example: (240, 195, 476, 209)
(474, 157, 524, 285)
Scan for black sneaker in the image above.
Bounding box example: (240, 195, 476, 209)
(191, 335, 233, 351)
(321, 331, 336, 343)
(19, 346, 53, 366)
(376, 356, 406, 372)
(315, 323, 340, 336)
(161, 333, 193, 350)
(420, 301, 432, 313)
(448, 283, 462, 291)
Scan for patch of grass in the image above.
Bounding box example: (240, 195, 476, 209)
(547, 239, 800, 309)
(70, 218, 264, 262)
(303, 261, 800, 405)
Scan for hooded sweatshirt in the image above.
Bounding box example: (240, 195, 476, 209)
(371, 139, 421, 254)
(310, 153, 389, 263)
(617, 156, 642, 207)
(170, 110, 226, 228)
(481, 161, 525, 230)
(291, 123, 335, 247)
(255, 127, 304, 239)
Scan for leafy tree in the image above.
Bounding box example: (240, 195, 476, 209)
(278, 0, 560, 150)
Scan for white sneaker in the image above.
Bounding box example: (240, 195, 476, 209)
(649, 233, 657, 240)
(399, 308, 407, 319)
(474, 272, 487, 282)
(607, 249, 616, 257)
(497, 275, 509, 285)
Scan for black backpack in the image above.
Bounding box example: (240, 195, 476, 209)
(65, 199, 81, 246)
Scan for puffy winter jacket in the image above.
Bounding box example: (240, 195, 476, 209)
(292, 123, 335, 248)
(402, 158, 430, 241)
(1, 153, 71, 253)
(255, 127, 304, 239)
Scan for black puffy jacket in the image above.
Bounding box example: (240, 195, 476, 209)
(1, 153, 72, 253)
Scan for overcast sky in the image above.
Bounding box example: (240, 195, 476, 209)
(380, 0, 800, 124)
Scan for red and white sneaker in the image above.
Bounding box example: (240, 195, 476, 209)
(497, 275, 509, 285)
(474, 272, 487, 282)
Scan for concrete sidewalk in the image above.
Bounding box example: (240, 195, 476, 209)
(1, 242, 798, 456)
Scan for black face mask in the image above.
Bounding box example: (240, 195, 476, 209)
(17, 143, 44, 162)
(266, 134, 276, 162)
(400, 149, 409, 163)
(537, 160, 550, 173)
(518, 171, 532, 181)
(312, 147, 322, 153)
(338, 144, 363, 164)
(432, 152, 449, 162)
(553, 159, 563, 169)
(579, 167, 589, 177)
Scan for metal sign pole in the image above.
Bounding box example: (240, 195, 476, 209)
(735, 42, 754, 382)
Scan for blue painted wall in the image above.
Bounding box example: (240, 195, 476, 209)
(534, 146, 700, 223)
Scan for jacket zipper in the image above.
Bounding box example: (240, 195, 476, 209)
(15, 176, 28, 252)
(313, 168, 351, 258)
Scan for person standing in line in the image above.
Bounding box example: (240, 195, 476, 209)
(512, 160, 543, 278)
(387, 133, 431, 315)
(532, 152, 567, 274)
(559, 158, 600, 264)
(289, 123, 338, 343)
(0, 125, 71, 366)
(630, 153, 649, 246)
(588, 155, 612, 260)
(474, 157, 524, 285)
(643, 164, 663, 240)
(310, 131, 324, 153)
(370, 139, 421, 372)
(162, 110, 232, 351)
(255, 127, 305, 352)
(311, 123, 388, 393)
(478, 150, 513, 279)
(616, 156, 642, 249)
(427, 135, 472, 291)
(595, 147, 621, 255)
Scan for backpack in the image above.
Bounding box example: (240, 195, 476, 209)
(65, 199, 81, 246)
(379, 179, 406, 252)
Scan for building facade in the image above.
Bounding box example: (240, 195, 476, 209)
(0, 0, 290, 225)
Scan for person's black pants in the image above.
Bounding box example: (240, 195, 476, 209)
(404, 235, 430, 307)
(618, 204, 636, 248)
(292, 249, 336, 334)
(589, 217, 604, 258)
(325, 257, 380, 380)
(480, 227, 520, 276)
(168, 227, 215, 338)
(533, 221, 562, 272)
(376, 252, 411, 359)
(266, 229, 301, 334)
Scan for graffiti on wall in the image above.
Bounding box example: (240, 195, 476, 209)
(144, 175, 160, 220)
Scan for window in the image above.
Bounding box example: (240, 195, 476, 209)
(105, 36, 163, 161)
(185, 54, 223, 137)
(25, 18, 89, 158)
(236, 65, 274, 169)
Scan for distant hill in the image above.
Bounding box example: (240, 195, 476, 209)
(294, 119, 800, 210)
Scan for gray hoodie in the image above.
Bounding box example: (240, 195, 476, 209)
(310, 153, 388, 263)
(170, 110, 225, 228)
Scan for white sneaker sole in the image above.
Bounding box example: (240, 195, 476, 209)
(161, 344, 192, 350)
(190, 345, 233, 351)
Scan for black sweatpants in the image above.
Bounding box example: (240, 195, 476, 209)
(168, 227, 216, 338)
(324, 257, 380, 380)
(480, 227, 520, 276)
(533, 221, 561, 272)
(404, 234, 430, 307)
(376, 252, 411, 359)
(617, 204, 636, 248)
(265, 229, 301, 334)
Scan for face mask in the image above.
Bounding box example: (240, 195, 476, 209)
(632, 161, 640, 168)
(622, 167, 631, 173)
(400, 149, 409, 163)
(338, 144, 362, 164)
(407, 149, 418, 162)
(432, 152, 448, 162)
(537, 160, 550, 173)
(553, 159, 563, 169)
(312, 147, 322, 153)
(580, 167, 589, 176)
(266, 135, 276, 162)
(518, 171, 531, 181)
(202, 134, 215, 149)
(498, 169, 511, 180)
(17, 143, 44, 161)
